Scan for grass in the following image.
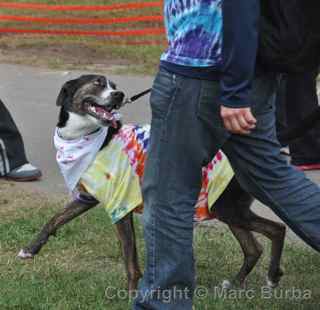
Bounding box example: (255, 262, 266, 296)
(0, 0, 165, 74)
(0, 181, 319, 309)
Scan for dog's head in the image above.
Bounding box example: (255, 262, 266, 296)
(56, 75, 124, 129)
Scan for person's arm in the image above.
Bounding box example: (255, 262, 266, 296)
(219, 0, 259, 134)
(220, 0, 259, 108)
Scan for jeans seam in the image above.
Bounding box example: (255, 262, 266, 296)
(149, 206, 156, 287)
(161, 76, 180, 142)
(166, 74, 179, 117)
(147, 87, 173, 287)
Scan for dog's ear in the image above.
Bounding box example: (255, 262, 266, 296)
(56, 78, 82, 107)
(56, 86, 68, 107)
(57, 76, 96, 107)
(56, 80, 78, 107)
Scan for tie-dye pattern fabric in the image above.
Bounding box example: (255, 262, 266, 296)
(194, 150, 234, 222)
(80, 124, 234, 224)
(161, 0, 223, 67)
(80, 125, 145, 224)
(116, 124, 150, 180)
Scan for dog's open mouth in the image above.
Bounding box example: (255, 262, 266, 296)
(83, 101, 120, 127)
(81, 93, 124, 127)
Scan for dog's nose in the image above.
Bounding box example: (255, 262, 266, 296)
(111, 91, 124, 101)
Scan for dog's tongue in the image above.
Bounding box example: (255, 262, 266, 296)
(88, 105, 120, 127)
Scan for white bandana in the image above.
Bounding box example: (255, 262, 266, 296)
(54, 127, 108, 193)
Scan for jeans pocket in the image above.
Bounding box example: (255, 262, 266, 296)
(150, 69, 180, 120)
(196, 80, 230, 144)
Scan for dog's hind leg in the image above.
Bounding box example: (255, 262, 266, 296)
(18, 200, 98, 259)
(115, 212, 142, 292)
(222, 224, 263, 289)
(214, 178, 285, 288)
(242, 213, 286, 288)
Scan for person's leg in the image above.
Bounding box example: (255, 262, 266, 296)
(0, 99, 28, 175)
(222, 73, 320, 251)
(133, 69, 227, 309)
(134, 70, 320, 309)
(0, 99, 41, 180)
(285, 67, 320, 167)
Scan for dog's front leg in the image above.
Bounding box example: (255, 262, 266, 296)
(115, 212, 142, 292)
(18, 200, 98, 259)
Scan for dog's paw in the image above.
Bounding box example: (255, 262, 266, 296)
(266, 268, 283, 288)
(221, 280, 232, 290)
(17, 249, 34, 259)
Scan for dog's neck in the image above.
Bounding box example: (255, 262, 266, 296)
(58, 112, 103, 140)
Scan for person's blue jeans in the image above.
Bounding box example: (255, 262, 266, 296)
(133, 68, 320, 309)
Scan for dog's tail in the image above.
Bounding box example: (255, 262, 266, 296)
(278, 106, 320, 144)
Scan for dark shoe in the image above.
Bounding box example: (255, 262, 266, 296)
(5, 163, 42, 181)
(294, 163, 320, 171)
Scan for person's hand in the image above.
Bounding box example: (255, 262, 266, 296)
(220, 106, 256, 135)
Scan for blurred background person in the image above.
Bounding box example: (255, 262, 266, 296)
(0, 99, 42, 181)
(276, 65, 320, 171)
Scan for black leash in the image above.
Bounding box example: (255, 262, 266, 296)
(129, 88, 152, 102)
(115, 88, 151, 109)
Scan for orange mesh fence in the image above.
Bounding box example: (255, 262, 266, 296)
(0, 1, 162, 12)
(0, 14, 163, 25)
(0, 27, 165, 37)
(0, 1, 166, 45)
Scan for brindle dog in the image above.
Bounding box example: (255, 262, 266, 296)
(18, 75, 286, 291)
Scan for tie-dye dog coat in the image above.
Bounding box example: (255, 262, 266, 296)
(80, 125, 234, 224)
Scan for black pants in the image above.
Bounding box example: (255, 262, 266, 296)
(0, 99, 28, 176)
(276, 67, 320, 165)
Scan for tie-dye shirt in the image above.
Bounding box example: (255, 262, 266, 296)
(161, 0, 223, 68)
(160, 0, 260, 108)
